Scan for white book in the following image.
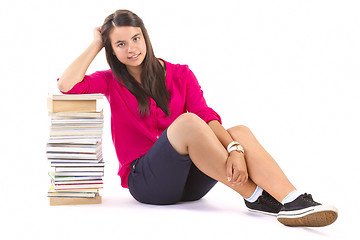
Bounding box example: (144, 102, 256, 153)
(54, 171, 104, 177)
(48, 185, 99, 197)
(49, 188, 99, 193)
(51, 118, 104, 124)
(49, 129, 103, 137)
(46, 143, 102, 153)
(46, 152, 102, 160)
(49, 135, 102, 139)
(55, 167, 104, 172)
(49, 158, 103, 163)
(48, 192, 98, 198)
(51, 162, 105, 167)
(52, 180, 103, 185)
(51, 124, 104, 129)
(49, 110, 104, 118)
(49, 171, 102, 181)
(47, 143, 101, 148)
(52, 184, 103, 190)
(48, 93, 104, 100)
(48, 136, 102, 144)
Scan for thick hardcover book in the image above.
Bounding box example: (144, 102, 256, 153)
(49, 196, 102, 206)
(47, 98, 98, 113)
(47, 93, 103, 113)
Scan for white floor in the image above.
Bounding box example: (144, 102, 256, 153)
(1, 158, 355, 240)
(2, 183, 353, 240)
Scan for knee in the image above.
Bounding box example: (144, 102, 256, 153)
(227, 125, 253, 139)
(169, 113, 210, 143)
(174, 113, 207, 132)
(177, 112, 203, 122)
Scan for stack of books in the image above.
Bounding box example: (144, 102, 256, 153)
(46, 93, 104, 206)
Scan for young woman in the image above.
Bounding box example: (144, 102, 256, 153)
(57, 9, 338, 227)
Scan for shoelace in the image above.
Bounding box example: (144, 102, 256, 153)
(261, 192, 282, 206)
(302, 193, 320, 205)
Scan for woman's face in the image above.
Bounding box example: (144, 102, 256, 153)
(109, 26, 147, 69)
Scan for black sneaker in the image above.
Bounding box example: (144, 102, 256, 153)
(277, 193, 338, 227)
(244, 191, 282, 216)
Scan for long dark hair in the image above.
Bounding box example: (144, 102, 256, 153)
(101, 10, 170, 117)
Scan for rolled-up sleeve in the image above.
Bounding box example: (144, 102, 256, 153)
(57, 70, 109, 96)
(185, 67, 222, 124)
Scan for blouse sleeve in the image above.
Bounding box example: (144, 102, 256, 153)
(184, 66, 222, 124)
(57, 70, 110, 96)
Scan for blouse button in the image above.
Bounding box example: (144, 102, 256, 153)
(156, 135, 159, 139)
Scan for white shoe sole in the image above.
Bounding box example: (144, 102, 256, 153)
(277, 205, 338, 227)
(247, 208, 278, 217)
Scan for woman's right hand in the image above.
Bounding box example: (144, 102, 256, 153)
(58, 26, 105, 92)
(93, 26, 104, 48)
(226, 151, 248, 187)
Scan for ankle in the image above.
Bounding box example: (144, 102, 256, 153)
(245, 186, 264, 203)
(281, 190, 302, 205)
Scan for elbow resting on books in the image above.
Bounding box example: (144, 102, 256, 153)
(57, 80, 74, 93)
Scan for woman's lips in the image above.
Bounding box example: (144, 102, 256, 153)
(128, 53, 140, 60)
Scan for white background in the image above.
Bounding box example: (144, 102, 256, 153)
(0, 0, 358, 239)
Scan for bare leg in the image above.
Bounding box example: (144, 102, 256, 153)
(227, 125, 296, 202)
(167, 113, 295, 202)
(167, 113, 257, 198)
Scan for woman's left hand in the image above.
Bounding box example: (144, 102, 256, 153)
(226, 151, 248, 186)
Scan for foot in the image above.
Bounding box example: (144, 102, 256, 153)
(277, 193, 338, 227)
(244, 191, 282, 216)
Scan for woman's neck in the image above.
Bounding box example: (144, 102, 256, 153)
(126, 65, 142, 84)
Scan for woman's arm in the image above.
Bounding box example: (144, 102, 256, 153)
(208, 120, 248, 186)
(57, 27, 103, 92)
(182, 66, 247, 185)
(207, 120, 234, 149)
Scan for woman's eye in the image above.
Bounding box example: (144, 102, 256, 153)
(134, 37, 140, 41)
(118, 42, 125, 47)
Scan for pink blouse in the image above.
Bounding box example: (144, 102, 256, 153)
(59, 60, 221, 188)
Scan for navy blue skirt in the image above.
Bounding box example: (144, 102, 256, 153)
(127, 128, 217, 205)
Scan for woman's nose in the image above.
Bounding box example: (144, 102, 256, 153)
(128, 41, 136, 53)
